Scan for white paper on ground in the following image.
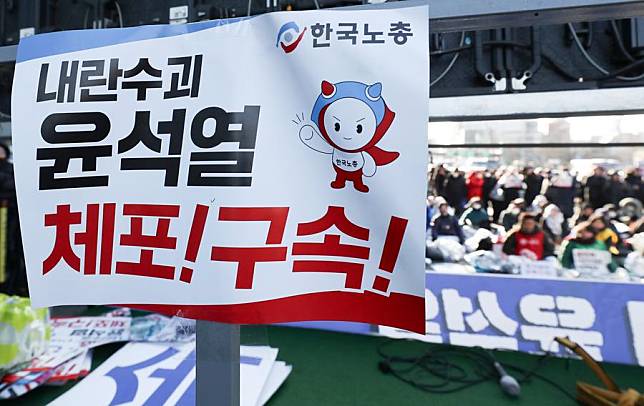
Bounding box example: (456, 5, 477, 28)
(45, 350, 92, 385)
(257, 361, 292, 405)
(50, 317, 131, 348)
(27, 316, 133, 374)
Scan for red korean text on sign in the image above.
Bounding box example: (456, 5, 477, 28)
(44, 203, 209, 284)
(116, 204, 180, 280)
(292, 206, 370, 290)
(211, 207, 289, 289)
(292, 206, 408, 293)
(43, 203, 116, 275)
(180, 204, 209, 283)
(43, 203, 408, 293)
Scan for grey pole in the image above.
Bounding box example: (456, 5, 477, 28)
(196, 321, 240, 406)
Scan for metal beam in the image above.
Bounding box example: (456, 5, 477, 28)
(428, 86, 644, 121)
(428, 0, 644, 32)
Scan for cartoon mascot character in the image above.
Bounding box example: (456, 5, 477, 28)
(297, 80, 399, 193)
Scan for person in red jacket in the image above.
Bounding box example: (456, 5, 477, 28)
(466, 170, 484, 201)
(503, 212, 555, 260)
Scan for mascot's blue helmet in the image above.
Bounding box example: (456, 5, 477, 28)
(310, 81, 386, 126)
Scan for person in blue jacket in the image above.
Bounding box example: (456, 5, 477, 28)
(431, 202, 465, 244)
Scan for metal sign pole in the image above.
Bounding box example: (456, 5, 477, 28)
(196, 321, 240, 406)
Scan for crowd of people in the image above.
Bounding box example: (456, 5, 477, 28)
(427, 164, 644, 275)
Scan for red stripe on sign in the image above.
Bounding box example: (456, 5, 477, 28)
(123, 290, 425, 334)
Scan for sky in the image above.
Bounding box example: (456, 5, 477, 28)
(539, 115, 642, 142)
(429, 114, 644, 144)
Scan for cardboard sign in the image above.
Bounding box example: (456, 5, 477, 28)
(516, 259, 559, 278)
(12, 4, 428, 332)
(572, 249, 612, 274)
(521, 262, 558, 278)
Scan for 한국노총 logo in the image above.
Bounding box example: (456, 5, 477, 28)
(276, 21, 307, 53)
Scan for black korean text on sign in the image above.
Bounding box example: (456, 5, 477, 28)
(79, 60, 119, 102)
(37, 112, 112, 190)
(389, 22, 413, 45)
(118, 109, 186, 187)
(37, 60, 79, 103)
(56, 60, 78, 103)
(336, 23, 359, 45)
(188, 105, 260, 187)
(38, 59, 120, 103)
(121, 58, 163, 101)
(36, 55, 202, 104)
(311, 23, 333, 48)
(35, 56, 256, 189)
(362, 24, 386, 44)
(164, 55, 203, 99)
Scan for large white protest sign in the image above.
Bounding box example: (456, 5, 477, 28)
(12, 4, 428, 332)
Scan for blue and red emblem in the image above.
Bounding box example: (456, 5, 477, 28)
(276, 21, 307, 53)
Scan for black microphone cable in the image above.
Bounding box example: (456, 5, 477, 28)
(376, 339, 576, 402)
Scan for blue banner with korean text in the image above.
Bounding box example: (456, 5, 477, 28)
(416, 273, 644, 366)
(297, 273, 644, 366)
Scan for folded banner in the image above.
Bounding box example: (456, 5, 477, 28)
(12, 4, 428, 332)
